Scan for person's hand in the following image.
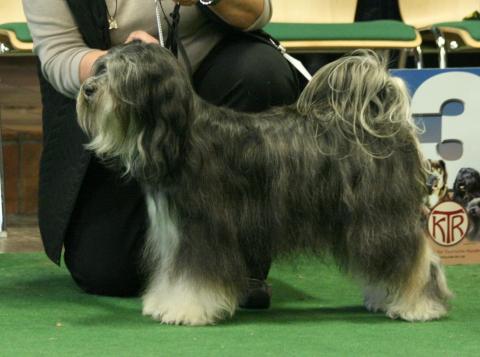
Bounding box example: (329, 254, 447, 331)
(125, 31, 160, 44)
(172, 0, 198, 6)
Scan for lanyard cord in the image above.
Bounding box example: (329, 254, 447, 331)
(153, 1, 192, 76)
(154, 0, 180, 53)
(154, 0, 165, 47)
(165, 4, 181, 57)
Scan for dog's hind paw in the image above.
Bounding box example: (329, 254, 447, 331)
(363, 285, 388, 313)
(364, 299, 386, 313)
(386, 299, 448, 322)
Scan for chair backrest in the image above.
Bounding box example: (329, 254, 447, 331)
(399, 0, 480, 28)
(0, 0, 27, 24)
(271, 0, 358, 23)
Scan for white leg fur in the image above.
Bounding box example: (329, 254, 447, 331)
(142, 273, 237, 326)
(142, 191, 237, 325)
(384, 242, 451, 322)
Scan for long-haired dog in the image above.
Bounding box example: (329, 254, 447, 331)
(466, 197, 480, 240)
(77, 42, 451, 325)
(453, 167, 480, 207)
(425, 159, 449, 209)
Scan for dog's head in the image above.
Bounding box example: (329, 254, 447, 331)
(77, 41, 194, 185)
(426, 159, 447, 194)
(453, 167, 480, 199)
(467, 197, 480, 218)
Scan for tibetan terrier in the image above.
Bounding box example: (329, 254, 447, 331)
(466, 197, 480, 240)
(425, 159, 449, 209)
(453, 167, 480, 207)
(77, 42, 451, 325)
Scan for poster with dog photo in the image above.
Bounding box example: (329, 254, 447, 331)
(393, 68, 480, 265)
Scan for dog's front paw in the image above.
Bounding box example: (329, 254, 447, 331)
(142, 292, 161, 318)
(153, 307, 216, 326)
(142, 279, 237, 326)
(142, 293, 216, 325)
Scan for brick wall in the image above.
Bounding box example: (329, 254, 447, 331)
(0, 55, 42, 214)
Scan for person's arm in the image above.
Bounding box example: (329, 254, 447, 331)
(79, 50, 107, 84)
(175, 0, 272, 30)
(210, 0, 268, 30)
(23, 0, 161, 96)
(22, 0, 98, 98)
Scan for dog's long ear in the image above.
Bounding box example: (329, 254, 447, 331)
(439, 160, 446, 171)
(137, 67, 193, 185)
(439, 160, 448, 183)
(107, 43, 194, 185)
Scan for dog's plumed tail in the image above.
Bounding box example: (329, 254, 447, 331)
(297, 50, 417, 159)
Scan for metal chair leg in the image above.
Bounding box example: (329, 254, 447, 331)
(414, 46, 424, 69)
(0, 42, 10, 54)
(397, 49, 407, 68)
(432, 27, 447, 68)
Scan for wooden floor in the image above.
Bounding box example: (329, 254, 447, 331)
(0, 214, 43, 253)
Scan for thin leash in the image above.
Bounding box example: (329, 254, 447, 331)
(154, 0, 180, 54)
(165, 4, 181, 57)
(153, 1, 311, 82)
(154, 1, 192, 75)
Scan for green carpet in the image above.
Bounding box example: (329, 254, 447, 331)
(1, 254, 479, 356)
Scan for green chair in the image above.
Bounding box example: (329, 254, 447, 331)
(0, 22, 33, 53)
(399, 0, 480, 68)
(265, 0, 423, 68)
(0, 1, 33, 53)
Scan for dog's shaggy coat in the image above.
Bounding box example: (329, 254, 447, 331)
(77, 42, 451, 325)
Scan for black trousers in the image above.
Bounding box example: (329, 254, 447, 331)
(64, 33, 302, 297)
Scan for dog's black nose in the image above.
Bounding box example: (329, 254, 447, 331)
(82, 81, 96, 99)
(426, 177, 436, 194)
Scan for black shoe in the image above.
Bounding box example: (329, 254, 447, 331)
(239, 278, 272, 309)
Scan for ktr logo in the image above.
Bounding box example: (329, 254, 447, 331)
(428, 201, 469, 246)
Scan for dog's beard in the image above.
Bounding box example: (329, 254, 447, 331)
(77, 90, 146, 176)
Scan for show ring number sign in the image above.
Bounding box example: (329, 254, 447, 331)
(392, 68, 480, 264)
